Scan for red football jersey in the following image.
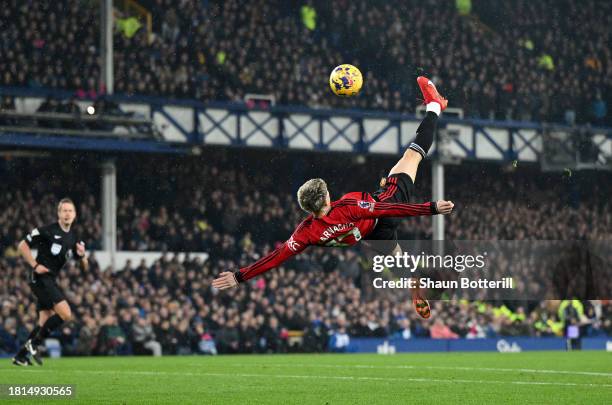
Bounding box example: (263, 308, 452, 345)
(235, 193, 437, 282)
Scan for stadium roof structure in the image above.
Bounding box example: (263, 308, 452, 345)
(1, 87, 611, 170)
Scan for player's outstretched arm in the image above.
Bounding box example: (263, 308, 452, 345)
(435, 200, 454, 214)
(212, 271, 239, 290)
(348, 199, 454, 220)
(212, 233, 309, 289)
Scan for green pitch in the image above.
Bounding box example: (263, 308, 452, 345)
(1, 352, 611, 404)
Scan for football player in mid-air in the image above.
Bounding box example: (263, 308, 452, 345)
(213, 76, 452, 318)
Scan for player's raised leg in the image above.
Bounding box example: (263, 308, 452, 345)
(391, 76, 447, 319)
(388, 76, 448, 182)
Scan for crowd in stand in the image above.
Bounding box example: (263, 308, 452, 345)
(0, 151, 610, 355)
(2, 151, 610, 254)
(2, 251, 608, 357)
(0, 0, 609, 125)
(0, 0, 610, 356)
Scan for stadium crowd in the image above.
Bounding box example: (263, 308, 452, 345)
(2, 152, 610, 254)
(2, 251, 609, 357)
(0, 0, 609, 125)
(0, 152, 610, 355)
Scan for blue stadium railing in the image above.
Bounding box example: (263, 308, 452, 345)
(1, 87, 611, 166)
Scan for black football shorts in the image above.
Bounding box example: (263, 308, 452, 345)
(366, 172, 415, 249)
(30, 273, 66, 311)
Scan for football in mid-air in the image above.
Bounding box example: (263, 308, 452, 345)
(329, 64, 363, 97)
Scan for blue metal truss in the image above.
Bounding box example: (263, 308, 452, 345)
(473, 126, 513, 160)
(1, 87, 611, 162)
(240, 112, 278, 145)
(283, 114, 320, 147)
(513, 129, 540, 159)
(322, 116, 361, 152)
(198, 108, 236, 144)
(150, 105, 194, 143)
(364, 120, 400, 151)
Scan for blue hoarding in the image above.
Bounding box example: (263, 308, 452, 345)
(347, 337, 611, 353)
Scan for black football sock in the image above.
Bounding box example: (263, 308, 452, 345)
(33, 315, 63, 346)
(28, 325, 41, 341)
(16, 325, 41, 357)
(408, 111, 438, 158)
(15, 346, 28, 358)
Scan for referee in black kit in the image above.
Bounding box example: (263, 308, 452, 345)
(12, 198, 88, 366)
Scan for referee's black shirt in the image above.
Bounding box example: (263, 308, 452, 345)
(24, 222, 83, 275)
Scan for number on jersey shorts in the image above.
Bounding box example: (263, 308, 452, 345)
(324, 227, 362, 247)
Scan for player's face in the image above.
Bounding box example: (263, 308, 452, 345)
(325, 191, 331, 207)
(58, 202, 77, 225)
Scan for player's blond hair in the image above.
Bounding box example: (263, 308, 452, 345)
(57, 198, 75, 212)
(297, 178, 328, 214)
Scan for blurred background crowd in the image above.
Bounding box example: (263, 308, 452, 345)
(0, 0, 610, 356)
(1, 151, 611, 253)
(2, 252, 609, 356)
(0, 151, 610, 355)
(0, 0, 610, 125)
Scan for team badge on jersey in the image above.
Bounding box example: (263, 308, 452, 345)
(358, 200, 374, 211)
(51, 243, 62, 255)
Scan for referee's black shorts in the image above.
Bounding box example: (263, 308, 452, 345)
(366, 172, 415, 245)
(29, 273, 66, 311)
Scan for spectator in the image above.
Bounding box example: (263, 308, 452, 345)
(430, 318, 459, 339)
(260, 316, 287, 353)
(392, 317, 412, 340)
(0, 318, 20, 355)
(76, 315, 98, 356)
(97, 315, 129, 355)
(132, 316, 162, 356)
(192, 323, 217, 355)
(329, 315, 351, 353)
(591, 92, 607, 125)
